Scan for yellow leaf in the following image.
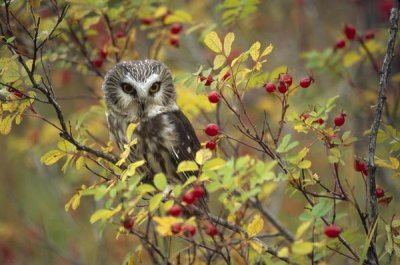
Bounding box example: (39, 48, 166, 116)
(195, 149, 213, 165)
(202, 158, 226, 171)
(291, 241, 313, 255)
(136, 184, 156, 194)
(204, 31, 222, 53)
(298, 160, 312, 169)
(295, 221, 312, 239)
(391, 73, 400, 82)
(121, 160, 146, 181)
(249, 240, 265, 254)
(224, 32, 235, 57)
(247, 214, 264, 237)
(177, 161, 199, 173)
(376, 157, 399, 170)
(164, 10, 192, 24)
(390, 157, 400, 169)
(249, 41, 261, 61)
(90, 204, 122, 224)
(343, 51, 362, 67)
(40, 150, 66, 165)
(126, 123, 139, 142)
(0, 115, 13, 135)
(260, 182, 278, 199)
(213, 54, 226, 70)
(75, 156, 85, 170)
(65, 192, 81, 212)
(149, 193, 163, 212)
(154, 216, 184, 236)
(277, 247, 289, 258)
(261, 44, 273, 57)
(154, 6, 168, 18)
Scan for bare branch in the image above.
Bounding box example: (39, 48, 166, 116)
(366, 2, 400, 264)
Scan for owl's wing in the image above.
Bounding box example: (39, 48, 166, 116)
(167, 110, 201, 178)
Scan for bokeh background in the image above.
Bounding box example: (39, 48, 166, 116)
(0, 0, 399, 264)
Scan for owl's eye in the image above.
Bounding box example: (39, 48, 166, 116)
(149, 82, 161, 94)
(121, 83, 135, 94)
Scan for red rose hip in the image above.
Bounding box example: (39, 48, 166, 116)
(169, 36, 179, 47)
(375, 186, 385, 198)
(208, 91, 221, 103)
(205, 123, 219, 136)
(334, 113, 346, 127)
(182, 191, 196, 205)
(264, 83, 276, 93)
(170, 23, 183, 34)
(167, 205, 182, 217)
(192, 185, 205, 198)
(344, 24, 357, 40)
(122, 217, 134, 230)
(183, 224, 196, 237)
(280, 73, 293, 86)
(222, 72, 231, 81)
(92, 58, 103, 68)
(335, 39, 346, 49)
(324, 224, 342, 238)
(142, 18, 154, 25)
(299, 77, 313, 88)
(205, 75, 214, 86)
(206, 140, 217, 150)
(206, 223, 218, 237)
(277, 81, 288, 94)
(171, 223, 182, 234)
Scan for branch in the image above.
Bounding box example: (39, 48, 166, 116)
(366, 2, 400, 264)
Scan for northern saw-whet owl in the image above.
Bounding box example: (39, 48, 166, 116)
(102, 60, 201, 183)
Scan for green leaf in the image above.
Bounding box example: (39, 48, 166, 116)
(311, 199, 332, 217)
(277, 134, 298, 153)
(177, 161, 199, 173)
(204, 31, 222, 53)
(149, 193, 163, 212)
(40, 150, 66, 165)
(154, 173, 167, 191)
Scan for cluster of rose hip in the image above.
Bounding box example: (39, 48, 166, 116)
(334, 23, 375, 50)
(264, 72, 313, 94)
(196, 72, 232, 151)
(122, 184, 219, 238)
(91, 11, 183, 68)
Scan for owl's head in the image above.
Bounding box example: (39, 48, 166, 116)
(102, 59, 178, 121)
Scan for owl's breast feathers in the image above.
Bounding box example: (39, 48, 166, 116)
(108, 110, 201, 182)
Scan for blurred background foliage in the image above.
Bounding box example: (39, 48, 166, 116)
(0, 0, 399, 264)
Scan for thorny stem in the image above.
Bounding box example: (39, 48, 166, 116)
(366, 3, 400, 264)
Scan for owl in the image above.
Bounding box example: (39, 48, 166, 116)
(102, 59, 201, 183)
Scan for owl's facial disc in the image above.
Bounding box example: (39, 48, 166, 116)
(103, 60, 178, 121)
